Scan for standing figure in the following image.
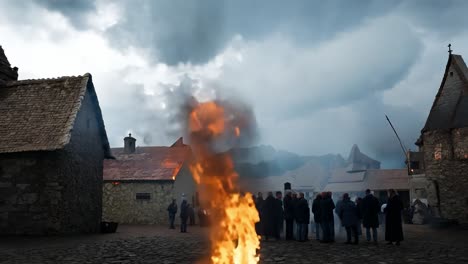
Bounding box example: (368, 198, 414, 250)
(255, 192, 264, 237)
(355, 197, 363, 237)
(362, 189, 380, 243)
(275, 191, 284, 239)
(188, 204, 195, 225)
(167, 199, 178, 229)
(263, 192, 280, 240)
(291, 192, 299, 239)
(295, 192, 310, 242)
(337, 193, 359, 244)
(283, 191, 295, 240)
(320, 192, 335, 243)
(385, 189, 404, 245)
(180, 199, 189, 233)
(312, 194, 322, 241)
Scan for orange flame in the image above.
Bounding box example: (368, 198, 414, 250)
(188, 101, 260, 264)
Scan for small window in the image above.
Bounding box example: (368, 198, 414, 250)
(450, 72, 454, 77)
(136, 193, 151, 200)
(410, 161, 420, 170)
(434, 144, 442, 160)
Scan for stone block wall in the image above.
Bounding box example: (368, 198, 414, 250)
(0, 88, 105, 235)
(102, 182, 175, 225)
(422, 128, 468, 224)
(0, 152, 64, 235)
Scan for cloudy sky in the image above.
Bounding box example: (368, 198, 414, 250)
(1, 0, 468, 168)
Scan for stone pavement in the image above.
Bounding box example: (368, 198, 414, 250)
(1, 224, 467, 264)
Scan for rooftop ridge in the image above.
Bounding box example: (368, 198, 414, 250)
(4, 73, 91, 86)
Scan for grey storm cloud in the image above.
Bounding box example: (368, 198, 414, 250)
(34, 0, 96, 28)
(3, 0, 467, 167)
(105, 0, 402, 65)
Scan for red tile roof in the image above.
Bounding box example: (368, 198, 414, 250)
(103, 146, 192, 181)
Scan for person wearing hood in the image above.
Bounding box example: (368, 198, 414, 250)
(384, 189, 404, 245)
(312, 193, 322, 241)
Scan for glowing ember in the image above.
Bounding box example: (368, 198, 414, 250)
(187, 101, 260, 264)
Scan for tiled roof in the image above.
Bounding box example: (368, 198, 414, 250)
(324, 169, 409, 193)
(103, 146, 192, 181)
(0, 74, 111, 157)
(423, 54, 468, 132)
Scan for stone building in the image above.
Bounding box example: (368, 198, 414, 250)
(103, 136, 196, 225)
(412, 50, 468, 224)
(0, 45, 112, 235)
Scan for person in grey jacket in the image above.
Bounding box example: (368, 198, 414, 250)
(336, 193, 359, 244)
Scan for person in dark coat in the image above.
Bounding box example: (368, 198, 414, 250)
(180, 199, 189, 233)
(167, 199, 177, 229)
(320, 192, 335, 243)
(188, 204, 195, 225)
(255, 192, 264, 237)
(275, 191, 284, 239)
(291, 192, 299, 238)
(336, 193, 359, 244)
(312, 194, 322, 241)
(362, 189, 380, 243)
(385, 189, 404, 245)
(355, 197, 363, 237)
(283, 190, 295, 240)
(263, 192, 280, 240)
(295, 192, 310, 242)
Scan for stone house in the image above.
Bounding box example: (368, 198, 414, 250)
(412, 50, 468, 224)
(0, 45, 112, 235)
(103, 136, 196, 225)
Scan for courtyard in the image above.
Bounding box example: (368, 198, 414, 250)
(1, 224, 467, 264)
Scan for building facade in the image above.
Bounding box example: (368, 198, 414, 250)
(103, 137, 196, 225)
(0, 45, 112, 235)
(412, 52, 468, 224)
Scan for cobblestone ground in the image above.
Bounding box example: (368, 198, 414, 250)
(1, 224, 467, 264)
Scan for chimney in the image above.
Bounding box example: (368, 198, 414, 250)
(124, 133, 136, 154)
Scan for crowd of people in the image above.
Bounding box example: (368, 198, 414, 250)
(253, 188, 405, 245)
(166, 188, 405, 246)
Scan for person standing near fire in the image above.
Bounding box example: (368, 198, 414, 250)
(275, 191, 284, 239)
(167, 199, 177, 229)
(283, 190, 295, 240)
(180, 199, 189, 233)
(255, 192, 264, 237)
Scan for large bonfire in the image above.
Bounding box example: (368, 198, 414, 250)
(187, 100, 260, 264)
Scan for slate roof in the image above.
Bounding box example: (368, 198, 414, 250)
(422, 54, 468, 132)
(346, 144, 380, 171)
(0, 45, 18, 83)
(0, 74, 112, 157)
(324, 169, 409, 193)
(103, 145, 192, 181)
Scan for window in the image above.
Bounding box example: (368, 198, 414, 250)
(136, 193, 151, 200)
(434, 144, 442, 160)
(410, 161, 420, 170)
(450, 71, 454, 77)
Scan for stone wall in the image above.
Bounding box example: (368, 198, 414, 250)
(102, 182, 175, 225)
(0, 152, 64, 235)
(58, 88, 105, 233)
(0, 88, 105, 235)
(422, 128, 468, 224)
